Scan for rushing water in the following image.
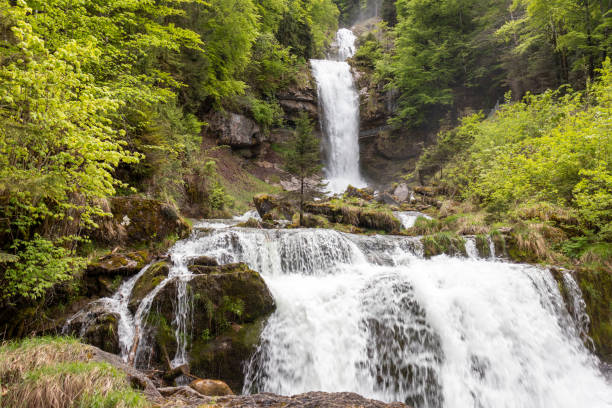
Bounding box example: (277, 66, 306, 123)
(311, 29, 366, 194)
(66, 221, 612, 407)
(185, 226, 611, 408)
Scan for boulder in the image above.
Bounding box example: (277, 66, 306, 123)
(393, 183, 410, 202)
(190, 379, 234, 396)
(189, 256, 219, 267)
(253, 194, 293, 221)
(128, 260, 170, 313)
(145, 263, 275, 391)
(93, 196, 191, 246)
(87, 250, 149, 276)
(63, 303, 120, 355)
(376, 192, 399, 206)
(345, 185, 374, 201)
(208, 112, 262, 147)
(305, 202, 401, 233)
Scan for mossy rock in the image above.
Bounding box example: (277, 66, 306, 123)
(576, 266, 612, 363)
(304, 202, 401, 233)
(87, 250, 150, 276)
(82, 313, 120, 355)
(128, 260, 170, 313)
(94, 196, 191, 246)
(421, 233, 467, 258)
(253, 194, 293, 221)
(475, 235, 491, 258)
(146, 263, 275, 378)
(63, 305, 120, 355)
(190, 317, 268, 392)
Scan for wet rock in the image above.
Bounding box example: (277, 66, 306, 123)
(87, 250, 149, 276)
(146, 263, 275, 391)
(63, 303, 120, 354)
(206, 392, 409, 407)
(128, 260, 170, 313)
(376, 192, 399, 206)
(305, 202, 401, 233)
(189, 256, 219, 267)
(345, 185, 374, 201)
(393, 183, 410, 202)
(253, 194, 293, 221)
(208, 112, 262, 147)
(93, 196, 191, 246)
(190, 379, 234, 396)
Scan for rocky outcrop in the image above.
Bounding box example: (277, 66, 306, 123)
(208, 112, 263, 148)
(201, 392, 409, 407)
(86, 250, 150, 276)
(253, 194, 294, 221)
(93, 196, 191, 246)
(62, 303, 120, 354)
(83, 250, 151, 297)
(128, 260, 170, 313)
(145, 262, 275, 391)
(305, 202, 401, 233)
(276, 68, 318, 124)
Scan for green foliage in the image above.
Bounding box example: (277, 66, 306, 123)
(498, 0, 612, 86)
(284, 114, 323, 181)
(249, 97, 285, 132)
(378, 0, 504, 128)
(427, 59, 612, 243)
(283, 113, 323, 225)
(4, 237, 84, 301)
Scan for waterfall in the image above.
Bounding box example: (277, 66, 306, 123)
(311, 29, 366, 194)
(66, 221, 612, 407)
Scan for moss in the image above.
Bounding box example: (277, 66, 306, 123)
(190, 317, 268, 393)
(421, 232, 467, 258)
(304, 201, 401, 233)
(128, 261, 169, 312)
(475, 234, 491, 258)
(577, 266, 612, 362)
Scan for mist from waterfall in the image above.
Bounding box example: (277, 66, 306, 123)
(311, 29, 367, 194)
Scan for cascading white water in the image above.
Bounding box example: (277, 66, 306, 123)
(177, 226, 611, 408)
(311, 29, 367, 194)
(394, 211, 432, 229)
(66, 220, 611, 407)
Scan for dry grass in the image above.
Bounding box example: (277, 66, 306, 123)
(514, 202, 579, 226)
(438, 199, 479, 218)
(409, 213, 489, 236)
(0, 337, 90, 384)
(0, 337, 147, 408)
(513, 222, 566, 260)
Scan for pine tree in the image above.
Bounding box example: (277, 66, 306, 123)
(284, 113, 323, 226)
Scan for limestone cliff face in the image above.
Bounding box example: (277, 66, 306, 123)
(203, 68, 318, 156)
(350, 63, 425, 187)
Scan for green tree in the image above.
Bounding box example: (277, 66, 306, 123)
(0, 2, 140, 300)
(284, 114, 323, 226)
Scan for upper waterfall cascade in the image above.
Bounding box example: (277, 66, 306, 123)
(66, 217, 612, 408)
(311, 29, 367, 194)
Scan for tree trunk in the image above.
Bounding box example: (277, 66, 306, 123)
(584, 0, 595, 81)
(299, 176, 304, 227)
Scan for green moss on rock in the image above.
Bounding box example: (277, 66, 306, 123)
(128, 261, 170, 313)
(421, 232, 467, 258)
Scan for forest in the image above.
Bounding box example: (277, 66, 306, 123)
(0, 0, 611, 406)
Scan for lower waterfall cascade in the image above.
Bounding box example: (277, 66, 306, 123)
(66, 220, 612, 408)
